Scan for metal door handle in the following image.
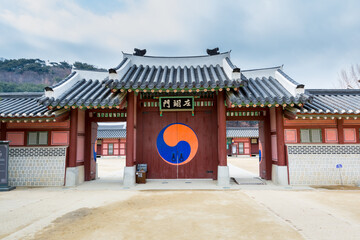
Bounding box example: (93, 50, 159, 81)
(179, 153, 183, 162)
(171, 153, 176, 163)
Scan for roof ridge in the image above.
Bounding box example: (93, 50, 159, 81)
(46, 71, 77, 90)
(306, 89, 360, 95)
(0, 92, 44, 98)
(276, 69, 303, 87)
(122, 51, 231, 59)
(242, 65, 282, 72)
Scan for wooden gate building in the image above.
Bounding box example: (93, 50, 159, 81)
(1, 49, 360, 187)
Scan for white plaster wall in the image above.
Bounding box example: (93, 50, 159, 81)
(287, 144, 360, 185)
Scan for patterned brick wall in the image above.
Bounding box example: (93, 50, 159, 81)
(8, 146, 67, 186)
(287, 144, 360, 185)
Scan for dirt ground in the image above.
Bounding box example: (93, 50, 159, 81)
(29, 191, 303, 240)
(1, 157, 360, 240)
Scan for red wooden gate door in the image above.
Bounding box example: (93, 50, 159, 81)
(139, 110, 217, 179)
(90, 122, 97, 180)
(258, 121, 267, 179)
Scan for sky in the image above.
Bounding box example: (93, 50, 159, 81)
(0, 0, 359, 88)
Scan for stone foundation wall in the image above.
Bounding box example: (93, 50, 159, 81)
(8, 146, 67, 186)
(287, 144, 360, 185)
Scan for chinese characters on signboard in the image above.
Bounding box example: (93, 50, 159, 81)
(159, 97, 194, 111)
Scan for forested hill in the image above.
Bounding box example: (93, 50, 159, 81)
(0, 58, 105, 92)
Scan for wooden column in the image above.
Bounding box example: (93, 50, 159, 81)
(337, 118, 344, 144)
(217, 91, 227, 166)
(0, 122, 7, 140)
(126, 92, 136, 167)
(259, 108, 272, 180)
(68, 109, 78, 168)
(275, 107, 286, 166)
(84, 110, 91, 180)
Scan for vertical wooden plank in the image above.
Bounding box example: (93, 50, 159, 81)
(259, 108, 272, 180)
(68, 109, 78, 168)
(248, 139, 252, 156)
(126, 92, 135, 167)
(84, 110, 97, 181)
(0, 122, 7, 140)
(337, 119, 344, 144)
(217, 91, 227, 166)
(90, 122, 97, 179)
(84, 110, 91, 180)
(259, 121, 266, 178)
(276, 107, 286, 166)
(265, 108, 272, 180)
(133, 94, 137, 164)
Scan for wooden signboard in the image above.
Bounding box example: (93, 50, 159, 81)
(159, 96, 194, 112)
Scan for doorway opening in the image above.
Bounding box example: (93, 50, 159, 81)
(95, 122, 126, 183)
(226, 121, 264, 184)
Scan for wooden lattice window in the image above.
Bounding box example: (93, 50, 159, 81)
(27, 131, 48, 145)
(300, 129, 322, 143)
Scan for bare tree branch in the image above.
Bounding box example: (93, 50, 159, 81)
(338, 64, 360, 89)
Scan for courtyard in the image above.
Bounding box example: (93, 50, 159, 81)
(0, 156, 359, 240)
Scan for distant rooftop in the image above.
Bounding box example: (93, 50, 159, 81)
(226, 127, 259, 138)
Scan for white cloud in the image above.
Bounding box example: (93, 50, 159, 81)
(0, 0, 360, 88)
(0, 0, 217, 53)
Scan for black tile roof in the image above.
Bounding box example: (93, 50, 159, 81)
(110, 64, 245, 90)
(299, 89, 360, 114)
(97, 124, 126, 138)
(226, 127, 259, 138)
(38, 79, 127, 108)
(227, 76, 309, 106)
(0, 92, 64, 120)
(97, 129, 126, 139)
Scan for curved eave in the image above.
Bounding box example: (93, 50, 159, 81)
(41, 80, 128, 109)
(294, 113, 360, 120)
(0, 110, 70, 123)
(114, 85, 244, 94)
(226, 101, 304, 108)
(226, 92, 309, 108)
(50, 104, 127, 110)
(0, 116, 57, 123)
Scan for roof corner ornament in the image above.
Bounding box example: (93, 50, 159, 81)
(133, 48, 146, 56)
(108, 68, 117, 74)
(232, 67, 241, 80)
(108, 68, 118, 80)
(206, 48, 220, 56)
(44, 86, 54, 92)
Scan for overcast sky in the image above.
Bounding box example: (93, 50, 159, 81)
(0, 0, 359, 88)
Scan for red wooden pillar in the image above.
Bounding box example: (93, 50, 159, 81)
(0, 122, 6, 140)
(217, 91, 227, 166)
(249, 139, 252, 156)
(337, 118, 344, 144)
(68, 109, 78, 167)
(275, 107, 286, 166)
(84, 111, 97, 181)
(126, 92, 136, 167)
(259, 108, 272, 180)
